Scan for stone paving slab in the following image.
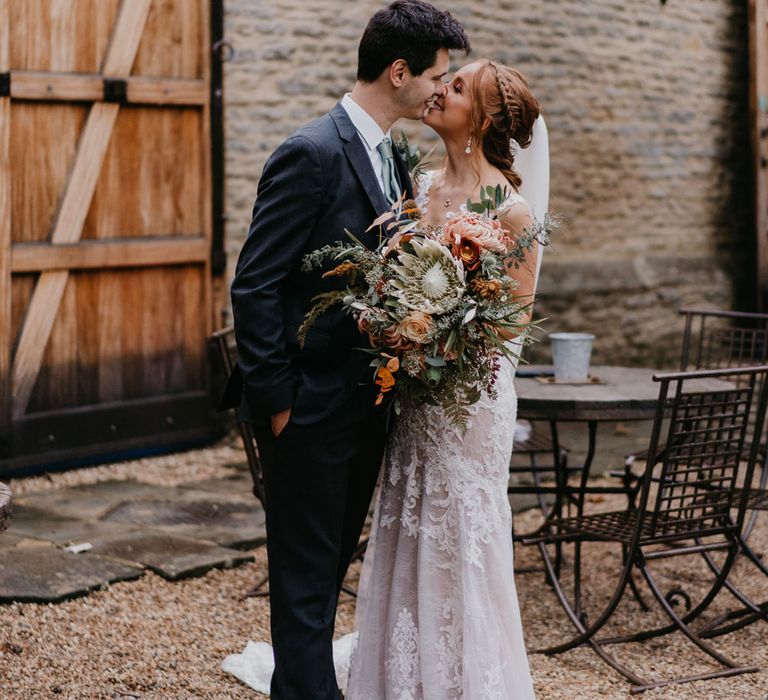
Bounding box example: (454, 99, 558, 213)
(0, 548, 144, 603)
(6, 504, 140, 546)
(86, 530, 255, 580)
(0, 532, 55, 551)
(100, 493, 266, 550)
(13, 480, 182, 520)
(178, 474, 257, 499)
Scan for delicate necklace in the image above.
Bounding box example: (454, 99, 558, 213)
(444, 198, 451, 208)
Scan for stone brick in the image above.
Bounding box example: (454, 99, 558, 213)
(221, 0, 752, 365)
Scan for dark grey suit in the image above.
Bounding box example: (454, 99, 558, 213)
(225, 102, 413, 699)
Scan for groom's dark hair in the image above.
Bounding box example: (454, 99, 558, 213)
(357, 1, 470, 82)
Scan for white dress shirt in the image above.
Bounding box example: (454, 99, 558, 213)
(340, 93, 391, 196)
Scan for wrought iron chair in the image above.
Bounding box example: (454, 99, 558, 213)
(611, 307, 768, 507)
(522, 365, 768, 693)
(509, 420, 568, 517)
(210, 326, 365, 598)
(211, 327, 269, 598)
(610, 309, 768, 634)
(507, 420, 571, 576)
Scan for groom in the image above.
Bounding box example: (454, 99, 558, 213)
(225, 2, 470, 698)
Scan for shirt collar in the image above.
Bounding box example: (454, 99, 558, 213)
(341, 93, 390, 152)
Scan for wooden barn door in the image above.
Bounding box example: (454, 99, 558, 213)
(0, 0, 219, 472)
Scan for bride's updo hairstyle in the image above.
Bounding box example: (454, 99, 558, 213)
(469, 60, 539, 190)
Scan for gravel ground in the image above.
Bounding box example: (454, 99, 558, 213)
(1, 439, 768, 699)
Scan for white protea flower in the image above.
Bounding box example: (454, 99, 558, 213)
(390, 238, 465, 314)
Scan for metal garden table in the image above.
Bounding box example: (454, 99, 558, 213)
(514, 365, 665, 514)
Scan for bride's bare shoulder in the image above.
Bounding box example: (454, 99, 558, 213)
(497, 190, 532, 235)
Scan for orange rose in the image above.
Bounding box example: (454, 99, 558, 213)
(456, 238, 482, 270)
(397, 311, 433, 344)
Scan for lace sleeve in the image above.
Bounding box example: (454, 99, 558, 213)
(414, 170, 434, 210)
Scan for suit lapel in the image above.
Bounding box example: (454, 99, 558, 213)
(343, 137, 390, 215)
(331, 103, 390, 215)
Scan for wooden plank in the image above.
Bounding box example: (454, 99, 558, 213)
(102, 0, 153, 77)
(0, 0, 8, 73)
(11, 0, 152, 419)
(11, 71, 206, 105)
(11, 72, 103, 102)
(200, 0, 214, 337)
(9, 0, 120, 74)
(50, 105, 120, 245)
(0, 0, 11, 445)
(74, 273, 100, 407)
(11, 103, 88, 244)
(97, 273, 123, 403)
(127, 77, 206, 105)
(3, 391, 214, 475)
(133, 0, 202, 80)
(11, 270, 68, 418)
(85, 108, 203, 240)
(11, 237, 209, 272)
(30, 272, 78, 412)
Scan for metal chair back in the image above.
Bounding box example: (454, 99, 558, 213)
(638, 366, 768, 544)
(210, 326, 265, 508)
(679, 308, 768, 371)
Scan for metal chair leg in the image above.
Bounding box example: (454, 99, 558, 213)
(241, 572, 270, 599)
(630, 558, 759, 691)
(532, 541, 648, 687)
(598, 547, 739, 646)
(623, 543, 650, 612)
(697, 533, 768, 638)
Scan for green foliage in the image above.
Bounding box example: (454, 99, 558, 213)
(465, 185, 510, 215)
(394, 130, 436, 181)
(505, 213, 559, 269)
(296, 291, 347, 348)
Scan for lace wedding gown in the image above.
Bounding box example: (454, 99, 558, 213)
(342, 174, 536, 699)
(222, 169, 543, 699)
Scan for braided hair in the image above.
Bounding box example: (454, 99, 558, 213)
(469, 60, 540, 190)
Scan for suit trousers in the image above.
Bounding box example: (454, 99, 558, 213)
(252, 383, 388, 700)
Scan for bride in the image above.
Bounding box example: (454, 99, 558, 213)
(346, 59, 541, 700)
(224, 59, 548, 699)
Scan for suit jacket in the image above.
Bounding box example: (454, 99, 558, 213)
(223, 102, 414, 425)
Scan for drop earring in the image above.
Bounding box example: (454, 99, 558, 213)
(464, 137, 472, 155)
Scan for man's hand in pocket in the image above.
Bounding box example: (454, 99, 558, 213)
(271, 408, 292, 438)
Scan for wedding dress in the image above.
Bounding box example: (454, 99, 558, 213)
(222, 117, 549, 699)
(342, 174, 537, 700)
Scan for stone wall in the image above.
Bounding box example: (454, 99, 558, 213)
(222, 0, 753, 367)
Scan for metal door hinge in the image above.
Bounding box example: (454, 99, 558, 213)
(103, 78, 127, 103)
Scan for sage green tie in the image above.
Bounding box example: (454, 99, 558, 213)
(376, 137, 401, 205)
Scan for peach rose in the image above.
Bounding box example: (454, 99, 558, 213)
(356, 308, 376, 334)
(397, 311, 433, 344)
(380, 324, 415, 352)
(442, 212, 508, 254)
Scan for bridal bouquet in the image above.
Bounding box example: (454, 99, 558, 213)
(300, 187, 552, 428)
